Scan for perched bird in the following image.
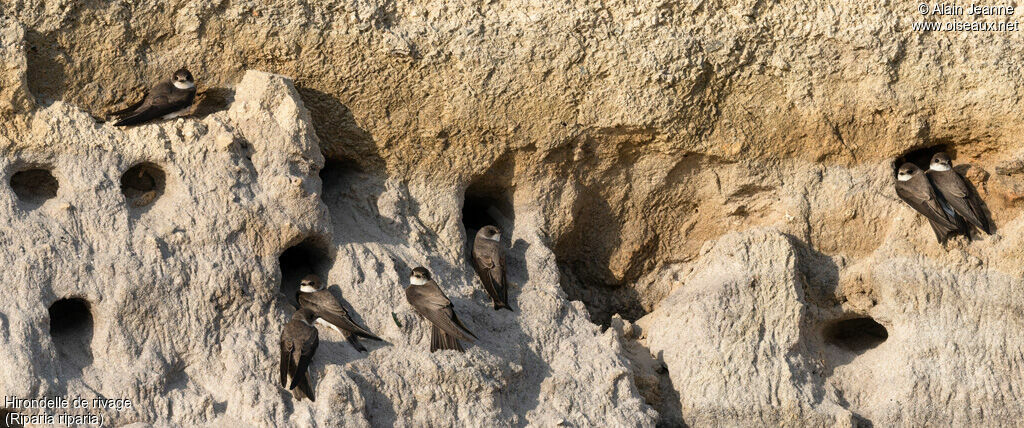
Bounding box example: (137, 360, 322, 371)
(471, 225, 511, 311)
(405, 267, 478, 352)
(926, 153, 992, 234)
(111, 68, 196, 126)
(297, 274, 383, 352)
(279, 308, 319, 401)
(895, 162, 963, 243)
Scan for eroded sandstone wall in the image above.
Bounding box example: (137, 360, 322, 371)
(5, 1, 1024, 326)
(0, 63, 655, 427)
(1, 1, 1023, 426)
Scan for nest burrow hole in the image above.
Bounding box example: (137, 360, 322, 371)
(10, 167, 58, 207)
(461, 183, 515, 240)
(48, 297, 94, 375)
(278, 236, 333, 305)
(319, 158, 363, 188)
(823, 316, 889, 354)
(120, 162, 166, 208)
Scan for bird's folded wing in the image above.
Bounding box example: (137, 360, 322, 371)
(302, 291, 382, 339)
(420, 306, 473, 342)
(931, 171, 990, 231)
(320, 307, 380, 340)
(115, 94, 183, 126)
(418, 282, 453, 307)
(109, 95, 147, 117)
(473, 254, 503, 301)
(279, 341, 290, 387)
(932, 171, 970, 198)
(449, 310, 478, 340)
(290, 334, 317, 390)
(896, 184, 959, 229)
(491, 254, 506, 295)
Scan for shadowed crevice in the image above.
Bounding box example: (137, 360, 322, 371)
(48, 297, 94, 379)
(319, 158, 363, 194)
(461, 155, 516, 237)
(553, 185, 646, 327)
(824, 317, 888, 354)
(295, 86, 386, 171)
(278, 236, 333, 307)
(192, 87, 234, 118)
(10, 167, 58, 209)
(121, 162, 166, 210)
(461, 191, 513, 235)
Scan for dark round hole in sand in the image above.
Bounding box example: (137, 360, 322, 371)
(824, 317, 888, 353)
(461, 180, 515, 237)
(48, 297, 95, 377)
(10, 168, 58, 207)
(120, 162, 165, 208)
(278, 236, 332, 305)
(462, 194, 506, 233)
(319, 158, 363, 186)
(49, 298, 92, 337)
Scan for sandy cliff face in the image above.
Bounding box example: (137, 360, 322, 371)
(0, 63, 654, 426)
(1, 1, 1023, 426)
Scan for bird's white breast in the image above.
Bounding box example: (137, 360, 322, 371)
(299, 285, 319, 293)
(410, 277, 427, 285)
(173, 81, 196, 90)
(314, 318, 343, 334)
(930, 164, 951, 171)
(897, 173, 912, 181)
(161, 108, 190, 120)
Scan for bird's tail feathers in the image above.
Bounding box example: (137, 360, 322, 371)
(108, 97, 145, 118)
(430, 325, 464, 353)
(353, 327, 383, 342)
(114, 114, 147, 127)
(344, 332, 368, 353)
(450, 314, 478, 341)
(292, 375, 315, 401)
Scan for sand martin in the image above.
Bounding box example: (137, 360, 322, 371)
(297, 274, 383, 352)
(111, 68, 196, 126)
(926, 153, 992, 234)
(471, 225, 511, 311)
(405, 267, 478, 352)
(895, 162, 963, 243)
(279, 308, 319, 401)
